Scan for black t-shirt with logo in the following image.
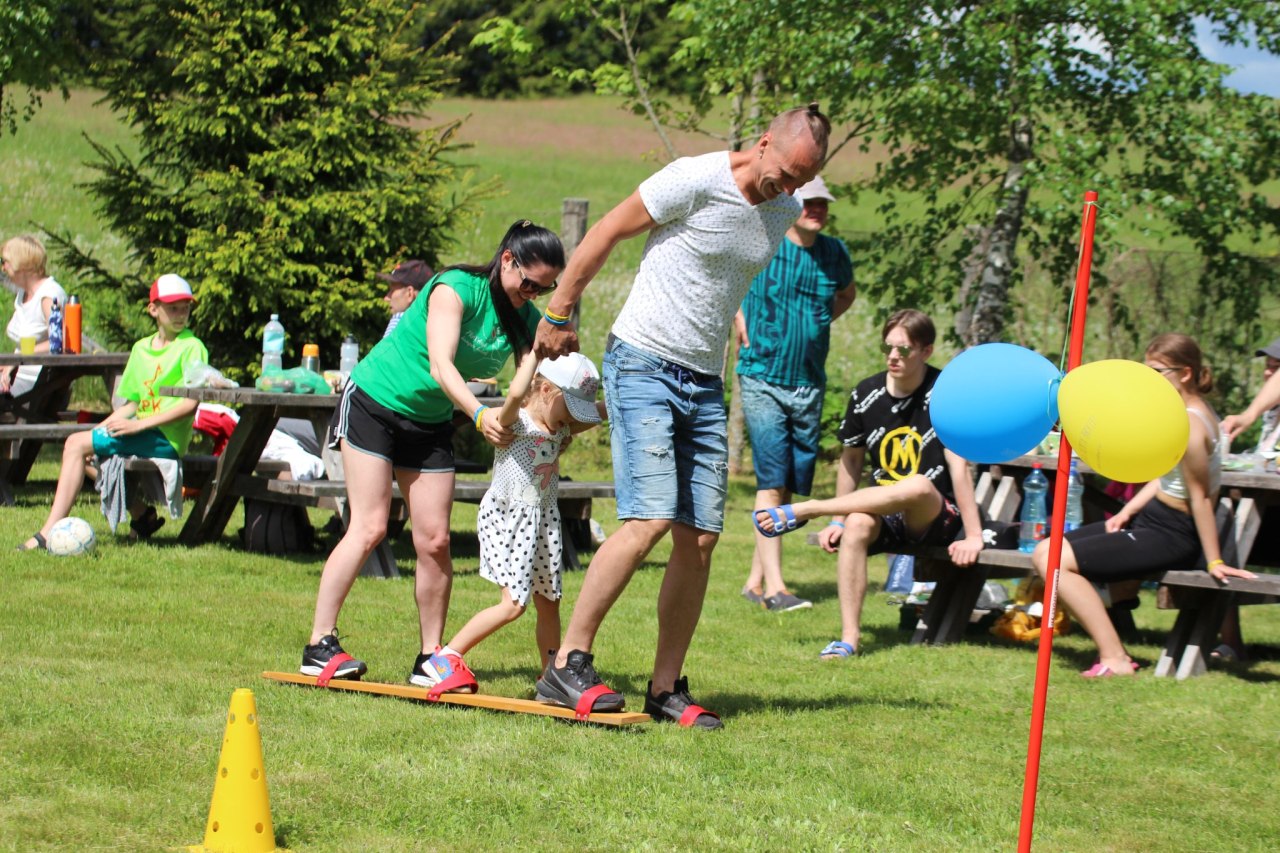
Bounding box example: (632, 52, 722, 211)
(836, 365, 954, 500)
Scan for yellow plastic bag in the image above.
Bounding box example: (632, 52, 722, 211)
(990, 576, 1070, 642)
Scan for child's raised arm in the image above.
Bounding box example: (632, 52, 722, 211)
(497, 349, 540, 428)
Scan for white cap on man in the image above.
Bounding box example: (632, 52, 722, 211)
(537, 352, 601, 424)
(795, 175, 836, 203)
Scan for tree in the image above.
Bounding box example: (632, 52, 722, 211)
(675, 3, 1280, 350)
(0, 0, 79, 134)
(414, 0, 690, 98)
(56, 0, 491, 375)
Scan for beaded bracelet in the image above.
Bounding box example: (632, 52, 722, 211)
(828, 520, 845, 529)
(1207, 558, 1225, 570)
(472, 405, 488, 431)
(543, 308, 571, 326)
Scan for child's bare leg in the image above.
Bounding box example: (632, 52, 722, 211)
(1033, 539, 1133, 675)
(30, 431, 96, 545)
(757, 475, 941, 534)
(532, 593, 561, 670)
(447, 586, 526, 655)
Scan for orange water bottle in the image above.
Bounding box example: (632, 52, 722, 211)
(64, 295, 82, 354)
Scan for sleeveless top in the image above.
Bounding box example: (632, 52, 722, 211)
(1158, 407, 1222, 500)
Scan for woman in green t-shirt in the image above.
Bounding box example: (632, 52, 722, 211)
(302, 220, 565, 688)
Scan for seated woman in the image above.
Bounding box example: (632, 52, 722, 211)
(2, 234, 68, 398)
(1032, 333, 1255, 677)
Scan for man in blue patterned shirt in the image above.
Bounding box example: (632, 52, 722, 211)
(735, 175, 856, 612)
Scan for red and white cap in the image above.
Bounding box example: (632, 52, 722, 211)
(149, 273, 195, 304)
(537, 352, 601, 424)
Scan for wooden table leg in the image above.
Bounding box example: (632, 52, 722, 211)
(180, 407, 276, 544)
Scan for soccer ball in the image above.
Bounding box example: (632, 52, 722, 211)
(46, 517, 96, 557)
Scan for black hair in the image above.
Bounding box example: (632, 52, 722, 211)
(438, 220, 565, 360)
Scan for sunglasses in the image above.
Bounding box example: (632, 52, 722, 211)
(880, 342, 916, 358)
(512, 258, 557, 296)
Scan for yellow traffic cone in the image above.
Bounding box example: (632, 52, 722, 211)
(190, 688, 286, 853)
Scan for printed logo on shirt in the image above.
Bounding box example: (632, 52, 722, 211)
(877, 426, 924, 483)
(139, 365, 164, 415)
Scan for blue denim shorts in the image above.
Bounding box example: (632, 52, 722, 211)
(603, 336, 728, 532)
(738, 373, 824, 495)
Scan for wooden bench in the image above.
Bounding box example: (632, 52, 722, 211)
(123, 454, 290, 490)
(900, 471, 1275, 680)
(0, 423, 100, 505)
(249, 477, 615, 573)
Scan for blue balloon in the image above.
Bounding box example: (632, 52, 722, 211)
(931, 343, 1061, 463)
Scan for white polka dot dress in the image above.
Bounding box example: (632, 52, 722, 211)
(477, 409, 568, 606)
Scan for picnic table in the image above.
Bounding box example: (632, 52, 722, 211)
(163, 386, 606, 579)
(0, 352, 129, 504)
(905, 454, 1280, 678)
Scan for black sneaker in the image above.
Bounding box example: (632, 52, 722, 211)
(301, 632, 367, 680)
(644, 676, 722, 730)
(129, 507, 165, 540)
(535, 649, 625, 714)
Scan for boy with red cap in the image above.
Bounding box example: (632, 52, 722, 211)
(18, 274, 208, 550)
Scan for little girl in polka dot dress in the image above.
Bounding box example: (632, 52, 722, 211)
(440, 350, 604, 682)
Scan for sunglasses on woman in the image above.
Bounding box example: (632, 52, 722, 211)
(512, 258, 557, 296)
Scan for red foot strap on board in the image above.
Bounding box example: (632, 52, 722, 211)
(678, 704, 719, 727)
(316, 653, 354, 687)
(427, 670, 478, 702)
(575, 684, 614, 720)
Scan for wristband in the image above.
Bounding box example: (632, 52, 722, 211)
(543, 308, 571, 326)
(472, 405, 488, 431)
(1207, 558, 1225, 570)
(828, 520, 845, 529)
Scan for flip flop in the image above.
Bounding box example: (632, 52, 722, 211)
(1081, 661, 1137, 678)
(16, 532, 47, 552)
(752, 505, 807, 539)
(820, 640, 856, 659)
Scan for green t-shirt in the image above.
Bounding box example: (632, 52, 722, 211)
(118, 328, 209, 455)
(352, 268, 539, 423)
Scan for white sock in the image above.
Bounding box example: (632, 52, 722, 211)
(439, 645, 461, 658)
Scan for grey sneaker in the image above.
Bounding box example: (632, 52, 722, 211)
(764, 591, 812, 612)
(741, 587, 765, 606)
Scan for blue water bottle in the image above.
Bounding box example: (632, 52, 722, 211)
(1064, 460, 1085, 532)
(1018, 463, 1049, 553)
(47, 299, 64, 354)
(261, 313, 285, 373)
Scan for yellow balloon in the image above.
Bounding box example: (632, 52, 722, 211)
(1058, 360, 1189, 483)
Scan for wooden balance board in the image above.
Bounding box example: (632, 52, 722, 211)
(261, 671, 651, 726)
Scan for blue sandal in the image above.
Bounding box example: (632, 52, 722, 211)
(820, 641, 856, 659)
(752, 505, 807, 538)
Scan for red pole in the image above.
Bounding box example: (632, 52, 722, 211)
(1017, 190, 1098, 852)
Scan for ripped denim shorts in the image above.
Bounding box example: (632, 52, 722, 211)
(602, 335, 728, 532)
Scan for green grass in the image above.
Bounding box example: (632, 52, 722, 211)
(2, 455, 1280, 851)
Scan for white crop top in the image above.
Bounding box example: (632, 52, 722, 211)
(1158, 407, 1222, 500)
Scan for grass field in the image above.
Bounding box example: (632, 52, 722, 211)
(2, 457, 1279, 851)
(4, 90, 1280, 851)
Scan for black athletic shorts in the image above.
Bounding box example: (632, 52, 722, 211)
(868, 498, 963, 555)
(1065, 497, 1201, 581)
(329, 382, 454, 472)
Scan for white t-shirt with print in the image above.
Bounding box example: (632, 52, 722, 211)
(6, 277, 68, 390)
(611, 152, 802, 376)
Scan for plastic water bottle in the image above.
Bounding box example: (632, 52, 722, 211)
(261, 313, 285, 373)
(1018, 463, 1049, 553)
(48, 299, 64, 354)
(339, 335, 359, 382)
(1064, 460, 1085, 532)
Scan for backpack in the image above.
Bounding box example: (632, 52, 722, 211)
(241, 498, 314, 554)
